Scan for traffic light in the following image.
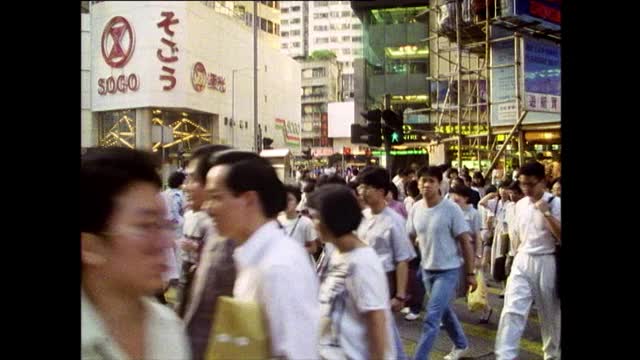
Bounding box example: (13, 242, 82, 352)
(381, 109, 404, 145)
(362, 109, 383, 147)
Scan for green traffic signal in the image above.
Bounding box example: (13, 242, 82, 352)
(391, 132, 400, 143)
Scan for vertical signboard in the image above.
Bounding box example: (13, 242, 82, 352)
(320, 112, 329, 147)
(490, 37, 517, 126)
(522, 37, 561, 113)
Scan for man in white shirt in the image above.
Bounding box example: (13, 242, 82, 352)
(495, 162, 561, 360)
(204, 151, 319, 360)
(356, 166, 417, 360)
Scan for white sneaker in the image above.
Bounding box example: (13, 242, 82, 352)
(443, 346, 470, 360)
(404, 312, 420, 321)
(400, 307, 410, 315)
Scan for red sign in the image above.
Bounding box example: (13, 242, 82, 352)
(101, 16, 135, 68)
(320, 112, 328, 147)
(192, 62, 207, 92)
(157, 11, 180, 91)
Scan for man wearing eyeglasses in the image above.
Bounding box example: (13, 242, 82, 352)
(495, 161, 561, 360)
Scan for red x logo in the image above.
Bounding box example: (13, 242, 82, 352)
(101, 16, 135, 68)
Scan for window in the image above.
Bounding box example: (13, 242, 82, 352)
(292, 6, 300, 12)
(291, 29, 301, 36)
(281, 19, 289, 25)
(330, 37, 338, 43)
(312, 68, 326, 78)
(342, 11, 352, 17)
(352, 23, 362, 30)
(352, 36, 362, 42)
(314, 25, 328, 31)
(409, 61, 427, 74)
(343, 48, 351, 55)
(293, 42, 301, 48)
(282, 43, 289, 49)
(315, 37, 329, 44)
(291, 18, 301, 24)
(260, 18, 267, 31)
(302, 69, 313, 79)
(274, 23, 279, 35)
(281, 7, 289, 13)
(342, 35, 350, 42)
(281, 31, 289, 37)
(353, 48, 363, 56)
(330, 24, 337, 30)
(330, 12, 339, 17)
(314, 13, 328, 19)
(267, 21, 274, 34)
(341, 23, 350, 30)
(315, 1, 328, 6)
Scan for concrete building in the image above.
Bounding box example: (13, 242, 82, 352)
(280, 1, 363, 101)
(300, 58, 339, 148)
(82, 1, 301, 161)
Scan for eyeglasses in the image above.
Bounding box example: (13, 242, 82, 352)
(519, 180, 541, 188)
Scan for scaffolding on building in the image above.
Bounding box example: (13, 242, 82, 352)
(412, 0, 560, 178)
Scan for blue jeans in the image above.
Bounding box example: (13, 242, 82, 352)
(413, 268, 468, 360)
(392, 316, 409, 360)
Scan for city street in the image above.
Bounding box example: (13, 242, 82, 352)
(397, 278, 544, 360)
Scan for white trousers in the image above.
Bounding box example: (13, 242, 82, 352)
(495, 252, 561, 360)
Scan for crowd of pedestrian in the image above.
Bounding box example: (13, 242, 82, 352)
(81, 145, 561, 360)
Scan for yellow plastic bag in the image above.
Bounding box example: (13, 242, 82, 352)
(205, 296, 270, 360)
(467, 272, 488, 312)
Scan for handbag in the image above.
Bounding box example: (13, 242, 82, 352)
(491, 232, 510, 282)
(205, 296, 270, 360)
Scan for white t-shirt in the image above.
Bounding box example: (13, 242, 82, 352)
(278, 214, 317, 247)
(392, 177, 406, 201)
(404, 196, 416, 214)
(356, 207, 416, 273)
(318, 246, 396, 360)
(514, 193, 561, 255)
(406, 198, 470, 270)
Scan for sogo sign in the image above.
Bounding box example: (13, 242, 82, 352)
(97, 16, 140, 95)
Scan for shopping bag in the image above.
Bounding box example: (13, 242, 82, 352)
(467, 272, 488, 312)
(205, 296, 270, 360)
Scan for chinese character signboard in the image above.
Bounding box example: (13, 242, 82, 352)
(522, 37, 560, 113)
(320, 113, 329, 147)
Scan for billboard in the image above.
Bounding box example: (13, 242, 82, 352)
(501, 0, 561, 31)
(328, 101, 355, 138)
(523, 37, 561, 113)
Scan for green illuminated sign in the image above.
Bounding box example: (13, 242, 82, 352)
(371, 149, 428, 156)
(391, 132, 401, 143)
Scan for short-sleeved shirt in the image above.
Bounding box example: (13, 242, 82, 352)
(278, 214, 318, 247)
(318, 246, 396, 360)
(462, 206, 482, 235)
(514, 193, 561, 255)
(406, 198, 470, 270)
(357, 207, 416, 273)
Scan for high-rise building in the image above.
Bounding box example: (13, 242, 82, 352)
(280, 1, 362, 100)
(300, 58, 340, 148)
(200, 1, 282, 50)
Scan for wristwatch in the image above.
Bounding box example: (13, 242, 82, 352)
(543, 210, 552, 217)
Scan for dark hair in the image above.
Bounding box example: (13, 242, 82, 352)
(461, 174, 472, 184)
(81, 147, 161, 234)
(472, 171, 485, 187)
(307, 184, 363, 237)
(508, 180, 524, 195)
(450, 177, 464, 187)
(388, 182, 399, 201)
(519, 161, 546, 181)
(352, 168, 359, 176)
(417, 166, 443, 183)
(499, 178, 513, 189)
(448, 168, 459, 175)
(396, 168, 406, 176)
(167, 171, 186, 189)
(303, 179, 316, 193)
(193, 145, 232, 183)
(406, 180, 419, 198)
(210, 150, 286, 218)
(346, 181, 359, 194)
(284, 184, 302, 203)
(357, 166, 390, 195)
(317, 174, 346, 188)
(486, 185, 498, 194)
(449, 184, 473, 203)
